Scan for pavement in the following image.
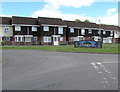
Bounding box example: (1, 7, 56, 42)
(2, 49, 118, 90)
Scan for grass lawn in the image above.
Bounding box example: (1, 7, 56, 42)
(1, 43, 119, 54)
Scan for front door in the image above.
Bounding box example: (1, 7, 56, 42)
(53, 37, 59, 45)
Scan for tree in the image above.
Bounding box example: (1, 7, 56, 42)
(75, 19, 81, 23)
(84, 19, 90, 23)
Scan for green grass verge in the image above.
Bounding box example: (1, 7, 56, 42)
(1, 43, 119, 54)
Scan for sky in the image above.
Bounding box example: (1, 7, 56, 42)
(1, 0, 119, 26)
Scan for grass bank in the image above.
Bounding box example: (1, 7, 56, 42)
(1, 43, 119, 54)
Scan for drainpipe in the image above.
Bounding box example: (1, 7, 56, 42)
(78, 28, 79, 41)
(27, 26, 29, 35)
(78, 28, 79, 36)
(54, 27, 56, 35)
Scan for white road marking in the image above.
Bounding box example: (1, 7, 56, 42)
(90, 62, 118, 89)
(102, 61, 118, 64)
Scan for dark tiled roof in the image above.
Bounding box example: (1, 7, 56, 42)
(0, 17, 12, 25)
(64, 20, 99, 28)
(38, 17, 66, 26)
(101, 25, 119, 31)
(88, 23, 99, 28)
(12, 16, 38, 25)
(63, 20, 85, 28)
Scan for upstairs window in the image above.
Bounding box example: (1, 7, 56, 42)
(111, 31, 113, 34)
(81, 29, 85, 35)
(103, 31, 106, 34)
(4, 27, 10, 33)
(115, 31, 118, 34)
(15, 26, 21, 31)
(58, 27, 63, 34)
(70, 28, 74, 33)
(32, 26, 37, 31)
(88, 29, 92, 34)
(98, 30, 101, 34)
(43, 26, 49, 31)
(110, 31, 113, 36)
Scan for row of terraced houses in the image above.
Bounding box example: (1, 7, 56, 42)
(0, 16, 120, 45)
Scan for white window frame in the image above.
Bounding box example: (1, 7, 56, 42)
(33, 36, 38, 41)
(44, 36, 51, 42)
(93, 36, 101, 41)
(60, 37, 63, 41)
(4, 37, 10, 41)
(15, 26, 21, 31)
(15, 35, 24, 42)
(70, 28, 74, 33)
(98, 30, 101, 34)
(88, 29, 92, 34)
(110, 31, 113, 34)
(25, 37, 32, 42)
(115, 31, 118, 34)
(110, 31, 113, 36)
(43, 26, 49, 31)
(81, 29, 85, 35)
(58, 27, 63, 34)
(70, 37, 76, 41)
(32, 26, 37, 31)
(4, 26, 10, 33)
(77, 36, 83, 41)
(103, 31, 106, 34)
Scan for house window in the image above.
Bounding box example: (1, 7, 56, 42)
(4, 37, 10, 41)
(43, 26, 49, 31)
(70, 28, 74, 33)
(60, 37, 63, 41)
(111, 31, 113, 34)
(44, 36, 51, 42)
(32, 26, 37, 31)
(81, 29, 85, 35)
(48, 37, 51, 42)
(115, 31, 118, 34)
(15, 26, 21, 31)
(58, 27, 63, 34)
(110, 31, 113, 36)
(25, 37, 32, 42)
(4, 27, 9, 33)
(110, 34, 113, 36)
(70, 37, 76, 41)
(88, 29, 92, 34)
(33, 36, 38, 41)
(79, 37, 83, 41)
(15, 35, 24, 42)
(103, 31, 106, 34)
(98, 30, 101, 34)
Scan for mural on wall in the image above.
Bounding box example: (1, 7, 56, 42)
(74, 41, 102, 48)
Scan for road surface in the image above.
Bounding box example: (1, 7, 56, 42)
(2, 49, 118, 90)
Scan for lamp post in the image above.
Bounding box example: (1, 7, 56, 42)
(98, 20, 102, 42)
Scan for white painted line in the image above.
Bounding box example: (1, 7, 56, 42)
(102, 61, 118, 64)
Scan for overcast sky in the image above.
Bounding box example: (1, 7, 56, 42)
(1, 0, 119, 25)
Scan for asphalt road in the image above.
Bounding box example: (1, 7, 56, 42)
(2, 49, 118, 90)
